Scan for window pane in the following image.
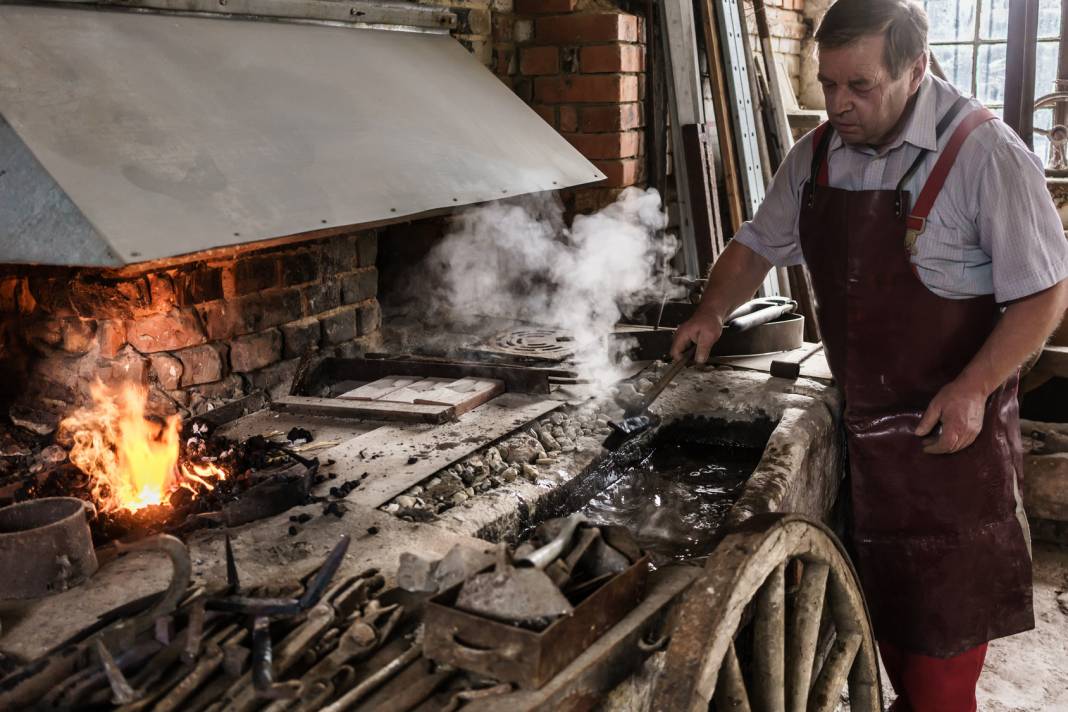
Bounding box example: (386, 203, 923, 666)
(980, 0, 1008, 40)
(984, 0, 1060, 39)
(1036, 41, 1060, 99)
(925, 0, 976, 42)
(977, 43, 1006, 104)
(932, 44, 975, 94)
(1039, 0, 1062, 37)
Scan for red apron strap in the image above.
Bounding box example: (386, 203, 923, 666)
(809, 121, 833, 187)
(905, 108, 997, 234)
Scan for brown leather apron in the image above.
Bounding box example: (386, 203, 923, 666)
(797, 103, 1034, 657)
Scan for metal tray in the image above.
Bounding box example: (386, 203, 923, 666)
(423, 554, 650, 690)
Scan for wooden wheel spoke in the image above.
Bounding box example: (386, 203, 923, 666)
(714, 641, 752, 712)
(650, 516, 881, 712)
(807, 631, 861, 712)
(787, 561, 829, 712)
(752, 562, 786, 712)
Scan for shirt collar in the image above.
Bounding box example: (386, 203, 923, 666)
(828, 74, 939, 155)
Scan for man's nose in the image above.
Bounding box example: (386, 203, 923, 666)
(826, 90, 852, 117)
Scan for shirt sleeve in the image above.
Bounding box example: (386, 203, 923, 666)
(978, 139, 1068, 303)
(731, 137, 809, 267)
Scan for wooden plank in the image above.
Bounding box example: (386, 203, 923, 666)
(271, 396, 455, 424)
(412, 378, 505, 415)
(697, 0, 744, 233)
(311, 357, 556, 395)
(336, 376, 422, 401)
(376, 377, 455, 404)
(324, 393, 563, 508)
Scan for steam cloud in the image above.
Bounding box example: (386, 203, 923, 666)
(408, 187, 682, 391)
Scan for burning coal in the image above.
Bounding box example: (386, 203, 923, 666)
(404, 187, 682, 390)
(57, 381, 227, 514)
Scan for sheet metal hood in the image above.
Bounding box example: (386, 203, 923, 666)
(0, 2, 605, 267)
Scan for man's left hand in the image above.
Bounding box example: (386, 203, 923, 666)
(914, 378, 987, 455)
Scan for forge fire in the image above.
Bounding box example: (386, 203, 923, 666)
(58, 381, 228, 514)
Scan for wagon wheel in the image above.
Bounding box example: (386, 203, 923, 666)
(650, 514, 881, 712)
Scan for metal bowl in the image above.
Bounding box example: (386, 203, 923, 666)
(0, 497, 98, 600)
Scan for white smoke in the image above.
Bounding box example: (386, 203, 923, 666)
(413, 187, 682, 391)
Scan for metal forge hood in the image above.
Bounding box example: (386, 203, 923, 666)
(0, 2, 604, 267)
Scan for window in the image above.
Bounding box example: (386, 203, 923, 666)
(924, 0, 1062, 158)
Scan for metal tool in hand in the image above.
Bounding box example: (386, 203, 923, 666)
(454, 514, 584, 627)
(603, 297, 797, 451)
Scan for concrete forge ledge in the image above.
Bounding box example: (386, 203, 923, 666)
(0, 365, 844, 664)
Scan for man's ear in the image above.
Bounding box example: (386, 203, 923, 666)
(910, 51, 928, 92)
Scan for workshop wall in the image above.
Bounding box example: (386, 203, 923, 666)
(422, 0, 808, 212)
(0, 231, 382, 425)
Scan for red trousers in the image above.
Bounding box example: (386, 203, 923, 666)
(879, 641, 988, 712)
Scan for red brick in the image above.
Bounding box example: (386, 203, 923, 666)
(149, 353, 183, 391)
(559, 105, 578, 132)
(535, 13, 638, 44)
(356, 232, 377, 268)
(534, 74, 639, 103)
(516, 0, 577, 14)
(571, 187, 626, 214)
(579, 44, 644, 73)
(230, 329, 282, 373)
(97, 319, 127, 359)
(174, 344, 226, 387)
(126, 309, 206, 353)
(520, 46, 559, 75)
(233, 255, 279, 296)
(493, 14, 513, 42)
(563, 131, 642, 159)
(197, 289, 303, 340)
(580, 103, 643, 131)
(357, 302, 381, 336)
(280, 317, 321, 359)
(592, 158, 644, 187)
(532, 104, 556, 125)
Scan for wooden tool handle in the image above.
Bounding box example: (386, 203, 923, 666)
(633, 345, 695, 414)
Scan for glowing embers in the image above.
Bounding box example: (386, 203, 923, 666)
(58, 382, 227, 514)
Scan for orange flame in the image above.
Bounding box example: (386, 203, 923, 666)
(58, 382, 227, 513)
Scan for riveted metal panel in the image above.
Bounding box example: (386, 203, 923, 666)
(0, 4, 604, 266)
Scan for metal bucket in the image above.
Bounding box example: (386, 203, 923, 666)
(0, 497, 98, 600)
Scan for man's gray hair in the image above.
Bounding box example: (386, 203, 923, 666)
(815, 0, 929, 78)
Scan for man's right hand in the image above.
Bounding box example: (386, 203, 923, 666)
(671, 311, 724, 364)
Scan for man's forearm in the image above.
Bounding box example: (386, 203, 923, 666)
(959, 280, 1068, 396)
(695, 241, 774, 325)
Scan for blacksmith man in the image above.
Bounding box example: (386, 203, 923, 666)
(671, 0, 1068, 709)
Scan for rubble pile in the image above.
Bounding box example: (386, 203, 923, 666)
(380, 405, 616, 520)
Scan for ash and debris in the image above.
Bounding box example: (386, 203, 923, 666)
(0, 417, 314, 543)
(379, 403, 620, 521)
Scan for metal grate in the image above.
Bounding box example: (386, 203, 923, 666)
(479, 328, 576, 362)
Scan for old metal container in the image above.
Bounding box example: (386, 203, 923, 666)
(424, 554, 650, 690)
(0, 497, 98, 600)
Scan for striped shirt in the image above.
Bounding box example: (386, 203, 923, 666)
(734, 74, 1068, 302)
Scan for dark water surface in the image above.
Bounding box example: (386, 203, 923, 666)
(579, 442, 760, 564)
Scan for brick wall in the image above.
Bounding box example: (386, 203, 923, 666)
(516, 2, 648, 213)
(423, 0, 811, 211)
(754, 0, 808, 99)
(0, 231, 381, 423)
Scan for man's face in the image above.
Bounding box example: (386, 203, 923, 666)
(818, 33, 926, 147)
